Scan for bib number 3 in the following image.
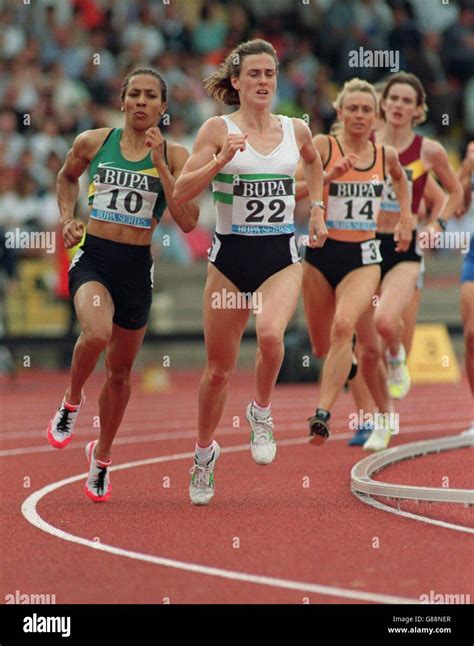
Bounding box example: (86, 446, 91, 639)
(360, 239, 382, 265)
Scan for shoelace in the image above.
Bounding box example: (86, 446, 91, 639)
(190, 452, 215, 488)
(251, 413, 274, 444)
(190, 463, 212, 488)
(56, 407, 74, 436)
(92, 467, 108, 496)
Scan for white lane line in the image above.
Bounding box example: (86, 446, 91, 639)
(354, 492, 474, 534)
(21, 441, 419, 605)
(2, 412, 471, 441)
(1, 421, 468, 457)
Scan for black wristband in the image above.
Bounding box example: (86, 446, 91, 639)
(436, 217, 447, 231)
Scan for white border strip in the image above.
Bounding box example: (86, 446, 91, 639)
(351, 435, 474, 505)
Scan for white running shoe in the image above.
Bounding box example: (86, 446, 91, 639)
(47, 393, 85, 449)
(189, 441, 221, 505)
(85, 440, 112, 502)
(246, 402, 277, 465)
(386, 345, 411, 400)
(363, 421, 392, 452)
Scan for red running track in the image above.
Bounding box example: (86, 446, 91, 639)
(0, 370, 473, 605)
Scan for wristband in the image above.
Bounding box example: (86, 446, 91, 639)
(310, 200, 324, 210)
(436, 217, 447, 231)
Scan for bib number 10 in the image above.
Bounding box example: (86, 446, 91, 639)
(246, 199, 285, 223)
(107, 189, 143, 214)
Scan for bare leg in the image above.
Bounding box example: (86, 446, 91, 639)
(198, 264, 250, 447)
(318, 265, 381, 411)
(65, 282, 114, 404)
(95, 323, 147, 462)
(254, 262, 302, 405)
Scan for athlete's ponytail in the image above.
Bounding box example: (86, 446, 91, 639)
(204, 39, 278, 106)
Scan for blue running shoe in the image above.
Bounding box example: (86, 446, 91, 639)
(348, 423, 373, 446)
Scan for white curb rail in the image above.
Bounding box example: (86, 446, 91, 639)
(351, 434, 474, 504)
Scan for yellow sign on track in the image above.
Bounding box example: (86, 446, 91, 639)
(407, 324, 461, 383)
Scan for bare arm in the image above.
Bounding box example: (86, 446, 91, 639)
(57, 129, 108, 248)
(145, 130, 199, 233)
(422, 174, 447, 222)
(293, 122, 327, 247)
(456, 144, 474, 215)
(424, 139, 463, 221)
(385, 145, 413, 252)
(173, 117, 247, 205)
(295, 134, 358, 201)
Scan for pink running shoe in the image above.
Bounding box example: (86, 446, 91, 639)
(47, 393, 85, 449)
(85, 440, 112, 503)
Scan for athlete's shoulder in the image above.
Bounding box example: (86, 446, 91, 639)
(165, 139, 191, 169)
(72, 128, 114, 161)
(421, 136, 446, 157)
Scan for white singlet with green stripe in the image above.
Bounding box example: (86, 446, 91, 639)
(212, 115, 300, 235)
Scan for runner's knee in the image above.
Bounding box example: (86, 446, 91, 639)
(257, 327, 283, 356)
(82, 327, 112, 353)
(331, 314, 353, 343)
(206, 365, 234, 391)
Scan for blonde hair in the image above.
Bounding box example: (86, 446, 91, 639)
(332, 78, 379, 112)
(203, 39, 278, 106)
(330, 78, 378, 135)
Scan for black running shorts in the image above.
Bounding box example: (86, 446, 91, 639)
(377, 230, 422, 280)
(208, 232, 301, 294)
(68, 234, 154, 330)
(304, 237, 382, 289)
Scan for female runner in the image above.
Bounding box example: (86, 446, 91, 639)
(47, 68, 199, 501)
(174, 39, 326, 505)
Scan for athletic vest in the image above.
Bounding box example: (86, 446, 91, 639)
(211, 115, 299, 235)
(323, 135, 386, 242)
(380, 134, 428, 215)
(88, 128, 167, 229)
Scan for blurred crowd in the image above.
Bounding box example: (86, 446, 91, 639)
(0, 0, 473, 265)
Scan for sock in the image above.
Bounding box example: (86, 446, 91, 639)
(252, 400, 271, 419)
(389, 344, 406, 362)
(195, 442, 214, 465)
(315, 407, 331, 421)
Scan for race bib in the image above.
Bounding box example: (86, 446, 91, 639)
(360, 239, 382, 265)
(91, 165, 160, 229)
(380, 168, 413, 212)
(326, 181, 383, 230)
(231, 176, 295, 235)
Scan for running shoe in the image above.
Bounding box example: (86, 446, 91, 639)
(308, 408, 331, 445)
(246, 403, 277, 465)
(363, 421, 392, 452)
(189, 441, 221, 505)
(85, 440, 112, 502)
(386, 345, 411, 399)
(47, 392, 85, 449)
(348, 423, 373, 446)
